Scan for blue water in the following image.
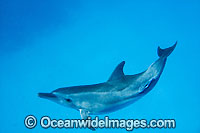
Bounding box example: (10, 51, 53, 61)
(0, 0, 200, 132)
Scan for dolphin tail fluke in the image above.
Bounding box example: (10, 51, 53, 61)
(157, 41, 177, 58)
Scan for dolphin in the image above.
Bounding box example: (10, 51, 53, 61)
(38, 42, 177, 129)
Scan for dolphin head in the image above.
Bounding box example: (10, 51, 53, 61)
(38, 92, 75, 108)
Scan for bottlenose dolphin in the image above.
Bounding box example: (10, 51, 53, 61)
(38, 42, 177, 128)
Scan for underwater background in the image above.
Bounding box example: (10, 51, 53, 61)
(0, 0, 200, 132)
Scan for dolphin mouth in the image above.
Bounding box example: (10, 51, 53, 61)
(38, 93, 57, 99)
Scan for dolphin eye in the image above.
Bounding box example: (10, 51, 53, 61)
(65, 99, 72, 102)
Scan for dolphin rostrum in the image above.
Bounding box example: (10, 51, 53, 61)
(38, 42, 177, 129)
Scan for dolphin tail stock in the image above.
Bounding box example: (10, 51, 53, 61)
(157, 41, 177, 58)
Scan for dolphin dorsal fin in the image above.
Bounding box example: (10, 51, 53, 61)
(108, 61, 125, 82)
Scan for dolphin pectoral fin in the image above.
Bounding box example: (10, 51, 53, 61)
(79, 109, 95, 131)
(108, 61, 125, 82)
(157, 41, 177, 57)
(80, 109, 89, 119)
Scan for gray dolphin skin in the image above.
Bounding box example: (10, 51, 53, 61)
(38, 42, 177, 129)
